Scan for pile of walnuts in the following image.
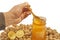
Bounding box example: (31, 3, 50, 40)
(0, 24, 60, 40)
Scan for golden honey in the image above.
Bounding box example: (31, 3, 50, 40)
(32, 12, 46, 40)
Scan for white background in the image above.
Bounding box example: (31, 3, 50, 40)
(0, 0, 60, 32)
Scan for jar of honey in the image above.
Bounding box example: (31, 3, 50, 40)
(32, 13, 46, 40)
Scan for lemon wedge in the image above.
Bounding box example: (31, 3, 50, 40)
(8, 31, 16, 39)
(16, 30, 24, 38)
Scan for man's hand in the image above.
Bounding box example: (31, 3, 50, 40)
(4, 2, 32, 26)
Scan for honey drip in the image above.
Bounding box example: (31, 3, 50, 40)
(32, 12, 46, 40)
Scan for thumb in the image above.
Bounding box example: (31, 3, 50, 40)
(13, 17, 22, 24)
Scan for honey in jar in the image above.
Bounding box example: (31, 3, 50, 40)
(32, 12, 46, 40)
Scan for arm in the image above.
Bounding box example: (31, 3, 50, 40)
(3, 2, 31, 26)
(0, 2, 31, 30)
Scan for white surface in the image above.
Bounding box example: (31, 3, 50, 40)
(0, 0, 60, 32)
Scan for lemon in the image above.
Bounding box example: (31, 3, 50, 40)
(8, 31, 16, 39)
(16, 30, 24, 38)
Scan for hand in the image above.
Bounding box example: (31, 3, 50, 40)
(4, 2, 32, 26)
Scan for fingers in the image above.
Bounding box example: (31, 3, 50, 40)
(22, 2, 30, 7)
(22, 7, 31, 13)
(9, 2, 32, 24)
(19, 2, 32, 18)
(20, 11, 31, 20)
(14, 11, 31, 24)
(13, 17, 22, 24)
(19, 2, 30, 8)
(15, 2, 31, 18)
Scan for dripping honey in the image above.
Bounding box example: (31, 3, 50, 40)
(32, 12, 46, 40)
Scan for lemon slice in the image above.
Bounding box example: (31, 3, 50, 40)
(16, 30, 24, 38)
(8, 31, 16, 39)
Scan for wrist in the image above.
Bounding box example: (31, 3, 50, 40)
(3, 12, 10, 26)
(3, 12, 16, 26)
(3, 12, 7, 26)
